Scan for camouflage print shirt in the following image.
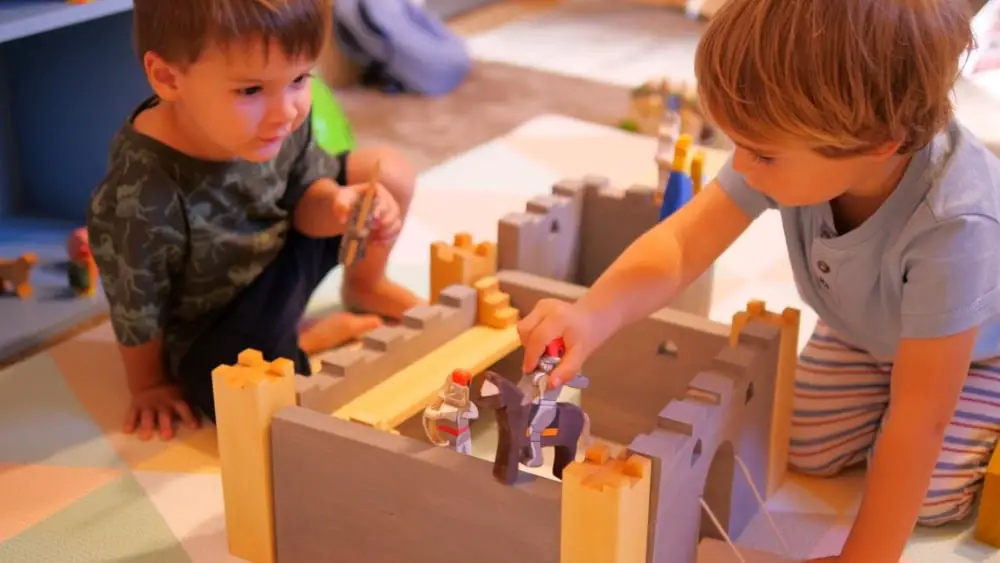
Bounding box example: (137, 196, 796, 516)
(86, 97, 343, 377)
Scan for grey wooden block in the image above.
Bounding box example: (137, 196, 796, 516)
(271, 406, 562, 563)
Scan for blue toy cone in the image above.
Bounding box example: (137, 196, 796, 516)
(659, 170, 694, 221)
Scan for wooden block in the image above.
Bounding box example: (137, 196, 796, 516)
(697, 538, 801, 562)
(731, 300, 801, 497)
(212, 349, 297, 563)
(975, 446, 1000, 546)
(561, 446, 653, 563)
(333, 325, 520, 430)
(474, 275, 520, 328)
(429, 233, 497, 303)
(271, 407, 561, 562)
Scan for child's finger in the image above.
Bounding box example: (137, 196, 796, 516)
(550, 350, 583, 388)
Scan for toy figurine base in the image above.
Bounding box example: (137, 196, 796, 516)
(0, 218, 106, 363)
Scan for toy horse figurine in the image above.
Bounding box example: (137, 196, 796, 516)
(422, 369, 479, 455)
(517, 337, 591, 467)
(476, 371, 590, 485)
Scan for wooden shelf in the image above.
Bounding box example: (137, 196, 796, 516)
(0, 0, 132, 44)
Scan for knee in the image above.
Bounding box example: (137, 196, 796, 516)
(346, 145, 418, 210)
(916, 490, 977, 527)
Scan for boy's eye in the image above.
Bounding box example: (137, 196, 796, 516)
(237, 85, 263, 96)
(752, 153, 775, 165)
(292, 72, 313, 87)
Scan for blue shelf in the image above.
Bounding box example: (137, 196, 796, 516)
(0, 217, 107, 363)
(1, 9, 150, 221)
(0, 0, 132, 45)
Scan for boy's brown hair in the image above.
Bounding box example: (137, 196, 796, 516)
(133, 0, 332, 68)
(695, 0, 977, 156)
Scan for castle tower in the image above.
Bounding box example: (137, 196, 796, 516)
(429, 233, 497, 303)
(561, 444, 653, 563)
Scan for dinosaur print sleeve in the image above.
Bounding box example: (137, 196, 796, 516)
(87, 170, 186, 347)
(282, 113, 345, 211)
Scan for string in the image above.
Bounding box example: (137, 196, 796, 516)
(700, 497, 746, 563)
(734, 454, 793, 558)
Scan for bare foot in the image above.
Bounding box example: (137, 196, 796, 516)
(342, 277, 423, 320)
(299, 311, 383, 356)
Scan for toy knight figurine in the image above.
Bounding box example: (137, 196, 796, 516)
(422, 369, 479, 455)
(518, 338, 590, 467)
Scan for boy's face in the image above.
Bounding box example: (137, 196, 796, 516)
(152, 40, 316, 162)
(727, 133, 900, 207)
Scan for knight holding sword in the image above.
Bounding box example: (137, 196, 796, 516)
(518, 337, 590, 467)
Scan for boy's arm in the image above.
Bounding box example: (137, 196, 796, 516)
(577, 156, 772, 332)
(284, 114, 347, 238)
(838, 214, 1000, 563)
(87, 176, 185, 392)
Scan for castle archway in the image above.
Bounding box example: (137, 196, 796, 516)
(700, 440, 736, 542)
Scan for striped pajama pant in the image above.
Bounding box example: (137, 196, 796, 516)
(789, 320, 1000, 526)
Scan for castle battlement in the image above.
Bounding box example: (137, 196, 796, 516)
(296, 284, 478, 413)
(429, 233, 497, 302)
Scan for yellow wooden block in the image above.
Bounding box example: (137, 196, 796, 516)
(429, 233, 497, 303)
(474, 275, 520, 328)
(212, 350, 297, 563)
(975, 446, 1000, 547)
(334, 325, 520, 430)
(561, 445, 652, 563)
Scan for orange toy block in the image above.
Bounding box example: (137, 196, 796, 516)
(429, 233, 497, 303)
(473, 276, 519, 328)
(561, 444, 652, 563)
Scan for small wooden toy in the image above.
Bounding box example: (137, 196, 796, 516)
(66, 227, 98, 296)
(422, 369, 479, 455)
(516, 337, 591, 468)
(339, 160, 379, 267)
(476, 370, 590, 484)
(0, 253, 38, 298)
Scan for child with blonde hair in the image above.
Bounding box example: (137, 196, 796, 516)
(519, 0, 1000, 560)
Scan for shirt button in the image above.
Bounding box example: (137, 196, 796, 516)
(817, 260, 830, 273)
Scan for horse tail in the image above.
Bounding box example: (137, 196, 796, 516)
(579, 411, 592, 450)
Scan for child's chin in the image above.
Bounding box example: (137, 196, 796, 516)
(242, 145, 282, 162)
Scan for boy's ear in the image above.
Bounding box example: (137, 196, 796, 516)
(143, 52, 183, 102)
(867, 140, 904, 159)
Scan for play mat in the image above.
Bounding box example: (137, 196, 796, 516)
(0, 114, 994, 562)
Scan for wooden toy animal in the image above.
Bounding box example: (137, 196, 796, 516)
(475, 370, 590, 485)
(0, 253, 39, 298)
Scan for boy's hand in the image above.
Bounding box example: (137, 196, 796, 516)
(518, 298, 602, 388)
(124, 382, 199, 441)
(333, 183, 402, 245)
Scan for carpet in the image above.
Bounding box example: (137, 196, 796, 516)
(334, 60, 631, 171)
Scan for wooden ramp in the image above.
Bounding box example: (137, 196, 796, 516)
(333, 325, 520, 430)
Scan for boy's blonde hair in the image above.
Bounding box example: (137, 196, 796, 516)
(133, 0, 331, 68)
(695, 0, 977, 156)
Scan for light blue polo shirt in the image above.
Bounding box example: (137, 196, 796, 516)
(717, 120, 1000, 362)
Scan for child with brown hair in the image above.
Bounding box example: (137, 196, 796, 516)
(519, 0, 1000, 561)
(87, 0, 422, 438)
